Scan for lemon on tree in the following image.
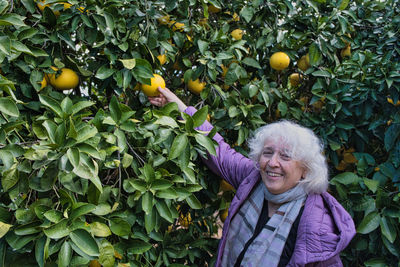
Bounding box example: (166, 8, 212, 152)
(289, 73, 303, 87)
(140, 74, 166, 96)
(46, 66, 79, 91)
(340, 44, 351, 58)
(36, 1, 72, 16)
(157, 54, 167, 65)
(297, 54, 310, 71)
(270, 52, 290, 71)
(187, 79, 206, 94)
(231, 29, 244, 40)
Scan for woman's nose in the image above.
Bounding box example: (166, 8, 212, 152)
(268, 153, 280, 166)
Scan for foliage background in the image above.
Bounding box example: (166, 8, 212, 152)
(0, 0, 399, 266)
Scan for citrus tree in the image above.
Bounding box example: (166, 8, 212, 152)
(0, 0, 399, 266)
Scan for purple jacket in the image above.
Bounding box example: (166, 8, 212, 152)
(185, 107, 356, 267)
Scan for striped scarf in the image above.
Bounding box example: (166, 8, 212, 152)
(221, 181, 306, 267)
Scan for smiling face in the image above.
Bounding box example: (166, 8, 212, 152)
(259, 140, 305, 195)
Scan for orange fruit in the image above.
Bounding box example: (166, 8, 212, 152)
(289, 73, 303, 87)
(157, 54, 167, 65)
(47, 67, 79, 90)
(187, 79, 206, 94)
(231, 29, 244, 40)
(297, 54, 310, 71)
(270, 52, 290, 71)
(140, 74, 165, 96)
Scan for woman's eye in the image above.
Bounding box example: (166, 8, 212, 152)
(280, 153, 290, 160)
(263, 150, 273, 155)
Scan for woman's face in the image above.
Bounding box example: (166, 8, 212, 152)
(259, 140, 305, 195)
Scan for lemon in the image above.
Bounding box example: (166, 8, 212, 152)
(140, 74, 165, 96)
(169, 21, 185, 32)
(289, 73, 303, 87)
(157, 15, 170, 25)
(270, 52, 290, 71)
(47, 67, 79, 91)
(297, 54, 310, 71)
(39, 76, 48, 89)
(231, 29, 244, 40)
(187, 79, 206, 94)
(340, 45, 351, 58)
(157, 54, 167, 65)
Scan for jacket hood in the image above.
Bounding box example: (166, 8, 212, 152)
(289, 192, 356, 265)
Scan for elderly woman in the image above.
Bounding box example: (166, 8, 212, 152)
(149, 87, 356, 267)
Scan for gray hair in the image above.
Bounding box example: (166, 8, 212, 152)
(248, 120, 329, 194)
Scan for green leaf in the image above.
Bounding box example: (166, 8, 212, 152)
(70, 203, 96, 221)
(357, 211, 381, 234)
(71, 101, 94, 115)
(155, 201, 173, 223)
(330, 172, 360, 185)
(240, 6, 254, 23)
(0, 36, 11, 55)
(119, 59, 136, 69)
(186, 194, 202, 209)
(0, 97, 19, 117)
(142, 191, 153, 215)
(0, 150, 14, 170)
(43, 219, 70, 239)
(99, 240, 115, 267)
(95, 65, 115, 80)
(384, 124, 400, 152)
(151, 179, 173, 190)
(109, 95, 121, 123)
(192, 106, 208, 128)
(0, 14, 26, 27)
(363, 178, 379, 193)
(109, 218, 131, 237)
(58, 241, 72, 267)
(43, 210, 63, 223)
(39, 95, 63, 118)
(380, 216, 397, 243)
(90, 222, 111, 237)
(144, 209, 156, 234)
(154, 116, 179, 128)
(0, 221, 12, 238)
(197, 40, 209, 55)
(69, 229, 99, 256)
(242, 57, 261, 69)
(195, 133, 216, 156)
(1, 167, 18, 192)
(338, 0, 350, 10)
(67, 147, 80, 168)
(17, 28, 38, 41)
(35, 235, 46, 267)
(309, 42, 321, 66)
(126, 239, 152, 254)
(169, 133, 188, 160)
(155, 188, 178, 199)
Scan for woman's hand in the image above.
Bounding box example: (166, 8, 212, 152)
(148, 87, 188, 112)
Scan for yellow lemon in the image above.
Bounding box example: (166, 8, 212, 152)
(340, 44, 351, 58)
(47, 67, 79, 91)
(297, 54, 310, 71)
(231, 29, 244, 40)
(157, 54, 167, 65)
(232, 12, 240, 22)
(187, 79, 206, 94)
(140, 74, 165, 96)
(221, 64, 228, 77)
(270, 52, 290, 71)
(289, 73, 303, 87)
(387, 97, 400, 106)
(157, 15, 170, 25)
(169, 21, 185, 32)
(39, 76, 48, 89)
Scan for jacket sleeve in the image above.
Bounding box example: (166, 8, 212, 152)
(305, 255, 343, 267)
(184, 106, 255, 189)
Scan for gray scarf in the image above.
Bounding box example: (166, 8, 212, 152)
(221, 181, 306, 267)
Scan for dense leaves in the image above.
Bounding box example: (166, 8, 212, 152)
(0, 0, 399, 266)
